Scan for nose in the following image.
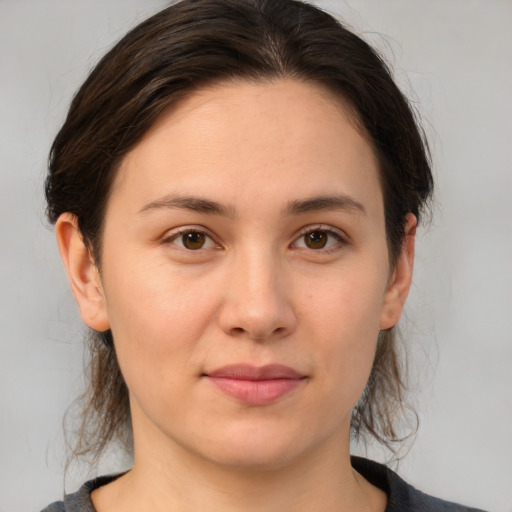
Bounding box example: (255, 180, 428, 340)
(218, 250, 297, 341)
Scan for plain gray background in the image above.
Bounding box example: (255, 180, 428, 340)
(1, 1, 511, 511)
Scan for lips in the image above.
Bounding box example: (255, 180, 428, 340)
(205, 364, 305, 406)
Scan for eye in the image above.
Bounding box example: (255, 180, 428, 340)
(166, 230, 217, 250)
(293, 228, 344, 251)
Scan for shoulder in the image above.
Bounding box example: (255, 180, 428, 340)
(351, 456, 488, 512)
(40, 475, 121, 512)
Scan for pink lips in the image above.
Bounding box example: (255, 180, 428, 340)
(205, 364, 304, 406)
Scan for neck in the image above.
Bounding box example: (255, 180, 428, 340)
(91, 406, 386, 512)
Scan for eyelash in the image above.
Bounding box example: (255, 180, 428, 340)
(291, 225, 347, 253)
(162, 227, 219, 251)
(162, 225, 347, 253)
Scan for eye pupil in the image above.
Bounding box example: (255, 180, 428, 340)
(305, 231, 328, 249)
(182, 231, 206, 250)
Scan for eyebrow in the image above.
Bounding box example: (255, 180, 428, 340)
(283, 195, 366, 216)
(138, 194, 235, 217)
(138, 193, 365, 218)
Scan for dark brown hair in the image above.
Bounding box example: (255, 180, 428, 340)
(46, 0, 433, 462)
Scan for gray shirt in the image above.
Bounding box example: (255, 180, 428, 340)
(40, 457, 487, 512)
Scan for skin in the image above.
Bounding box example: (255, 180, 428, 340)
(57, 79, 416, 512)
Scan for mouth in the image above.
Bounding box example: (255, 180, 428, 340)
(204, 364, 306, 406)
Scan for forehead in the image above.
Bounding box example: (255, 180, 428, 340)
(111, 78, 382, 219)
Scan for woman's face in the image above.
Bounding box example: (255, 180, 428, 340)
(66, 79, 414, 470)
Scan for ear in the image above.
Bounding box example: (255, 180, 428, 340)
(379, 213, 417, 330)
(55, 213, 110, 332)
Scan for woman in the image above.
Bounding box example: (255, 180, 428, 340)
(41, 0, 485, 510)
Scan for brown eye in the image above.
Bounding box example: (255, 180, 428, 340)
(165, 229, 218, 252)
(293, 228, 344, 251)
(304, 230, 328, 249)
(181, 231, 206, 250)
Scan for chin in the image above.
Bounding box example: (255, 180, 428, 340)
(190, 420, 322, 472)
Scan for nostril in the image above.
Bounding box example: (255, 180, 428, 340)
(219, 297, 297, 341)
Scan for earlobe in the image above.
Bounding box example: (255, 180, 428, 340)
(55, 213, 110, 332)
(379, 213, 417, 330)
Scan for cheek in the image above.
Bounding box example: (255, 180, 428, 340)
(100, 256, 223, 392)
(301, 264, 386, 401)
